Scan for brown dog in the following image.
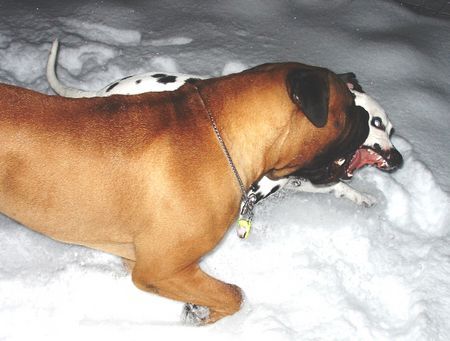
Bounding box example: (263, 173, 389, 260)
(0, 62, 368, 324)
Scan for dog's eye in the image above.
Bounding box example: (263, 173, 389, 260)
(371, 117, 385, 130)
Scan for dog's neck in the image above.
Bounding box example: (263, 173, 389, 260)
(190, 71, 298, 191)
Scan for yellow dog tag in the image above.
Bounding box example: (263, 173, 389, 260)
(237, 219, 252, 239)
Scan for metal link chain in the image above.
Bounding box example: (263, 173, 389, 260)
(193, 84, 256, 238)
(193, 85, 249, 204)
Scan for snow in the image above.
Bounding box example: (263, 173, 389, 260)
(60, 18, 142, 46)
(1, 0, 449, 340)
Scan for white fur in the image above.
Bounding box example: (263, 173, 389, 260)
(252, 177, 289, 199)
(288, 179, 376, 207)
(353, 90, 395, 152)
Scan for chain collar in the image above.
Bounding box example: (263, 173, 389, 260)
(192, 84, 255, 239)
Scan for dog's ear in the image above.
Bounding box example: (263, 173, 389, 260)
(286, 69, 329, 128)
(338, 72, 364, 93)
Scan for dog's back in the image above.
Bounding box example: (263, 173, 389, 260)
(0, 83, 212, 254)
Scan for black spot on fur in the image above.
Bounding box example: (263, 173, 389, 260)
(135, 79, 142, 84)
(106, 82, 119, 92)
(266, 185, 281, 198)
(250, 182, 260, 192)
(151, 73, 167, 78)
(255, 193, 264, 202)
(250, 182, 263, 202)
(157, 75, 177, 84)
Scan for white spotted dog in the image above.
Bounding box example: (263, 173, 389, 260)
(46, 40, 197, 97)
(276, 74, 403, 207)
(47, 39, 402, 211)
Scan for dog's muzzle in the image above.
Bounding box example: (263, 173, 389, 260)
(381, 147, 403, 171)
(369, 143, 403, 171)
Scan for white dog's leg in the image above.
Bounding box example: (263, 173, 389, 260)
(287, 179, 376, 207)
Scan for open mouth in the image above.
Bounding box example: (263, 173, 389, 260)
(337, 145, 400, 180)
(290, 144, 402, 186)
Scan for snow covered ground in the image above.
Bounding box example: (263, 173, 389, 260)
(0, 0, 449, 340)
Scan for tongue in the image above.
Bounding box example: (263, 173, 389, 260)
(348, 148, 383, 174)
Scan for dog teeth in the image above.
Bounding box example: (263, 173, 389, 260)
(335, 158, 345, 166)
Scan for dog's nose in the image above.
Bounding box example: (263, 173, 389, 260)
(387, 148, 403, 170)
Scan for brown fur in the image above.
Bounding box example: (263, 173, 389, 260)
(0, 62, 361, 323)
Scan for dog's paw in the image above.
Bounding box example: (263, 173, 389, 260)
(334, 187, 376, 207)
(182, 303, 210, 325)
(359, 193, 377, 207)
(346, 192, 376, 207)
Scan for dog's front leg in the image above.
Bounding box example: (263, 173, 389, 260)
(131, 236, 243, 325)
(288, 179, 376, 206)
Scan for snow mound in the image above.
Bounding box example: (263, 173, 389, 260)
(0, 42, 48, 84)
(222, 61, 248, 75)
(148, 56, 180, 73)
(369, 137, 449, 236)
(150, 37, 193, 46)
(59, 18, 141, 46)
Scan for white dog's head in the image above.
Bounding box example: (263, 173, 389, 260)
(338, 73, 403, 178)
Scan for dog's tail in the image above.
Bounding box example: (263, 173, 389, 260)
(47, 39, 97, 98)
